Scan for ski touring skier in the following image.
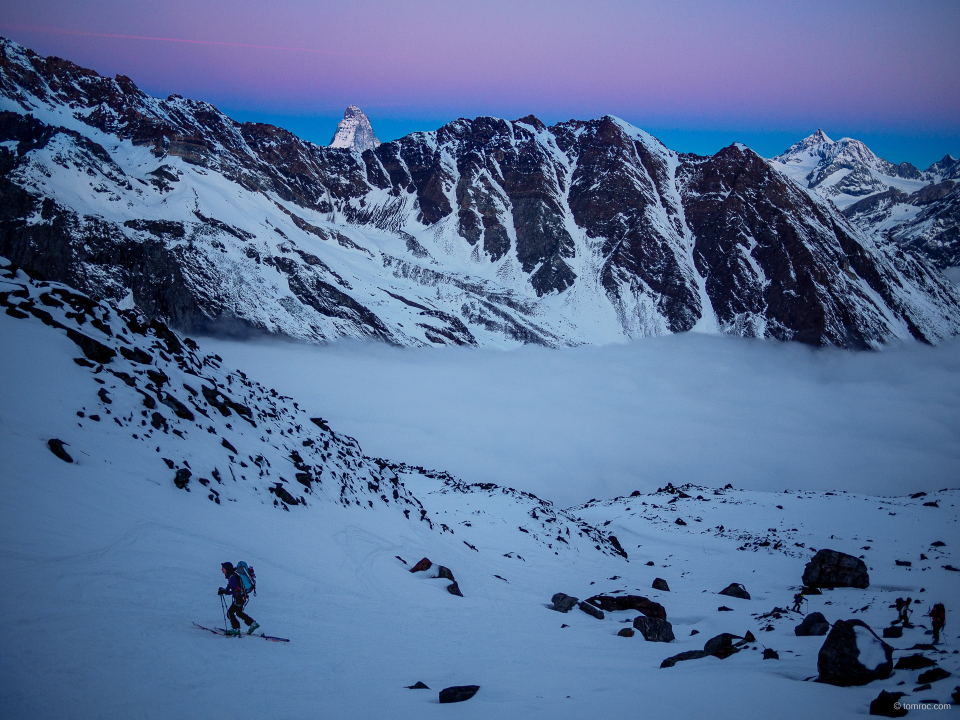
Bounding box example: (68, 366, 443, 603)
(218, 562, 259, 636)
(929, 603, 946, 644)
(791, 591, 805, 613)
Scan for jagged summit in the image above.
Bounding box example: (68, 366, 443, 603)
(329, 105, 380, 153)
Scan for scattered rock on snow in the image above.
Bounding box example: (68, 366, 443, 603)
(618, 628, 635, 637)
(703, 633, 743, 659)
(409, 557, 432, 573)
(763, 648, 779, 660)
(405, 681, 429, 689)
(437, 565, 455, 581)
(551, 593, 579, 613)
(446, 581, 463, 597)
(817, 619, 893, 686)
(868, 690, 907, 717)
(586, 595, 666, 619)
(894, 654, 936, 670)
(917, 667, 951, 684)
(882, 626, 903, 638)
(719, 583, 750, 600)
(633, 615, 675, 642)
(718, 606, 733, 612)
(795, 612, 831, 636)
(660, 650, 710, 668)
(652, 578, 670, 592)
(803, 549, 870, 589)
(579, 601, 604, 619)
(439, 685, 479, 703)
(47, 438, 73, 463)
(173, 468, 191, 489)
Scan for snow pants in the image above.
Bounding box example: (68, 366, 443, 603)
(228, 600, 254, 630)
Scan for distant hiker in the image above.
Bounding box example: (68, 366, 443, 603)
(898, 597, 914, 627)
(792, 591, 805, 613)
(929, 603, 946, 644)
(218, 562, 259, 636)
(893, 598, 905, 625)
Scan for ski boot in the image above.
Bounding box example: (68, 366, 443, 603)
(224, 628, 242, 636)
(247, 622, 260, 635)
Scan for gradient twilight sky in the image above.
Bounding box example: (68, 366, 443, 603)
(2, 0, 959, 167)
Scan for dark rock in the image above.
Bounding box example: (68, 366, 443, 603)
(719, 583, 750, 600)
(763, 648, 779, 660)
(743, 631, 756, 643)
(917, 668, 951, 684)
(579, 601, 604, 619)
(944, 565, 960, 572)
(221, 437, 238, 454)
(796, 612, 831, 636)
(718, 606, 734, 612)
(270, 483, 298, 505)
(633, 615, 675, 642)
(586, 594, 666, 619)
(882, 626, 903, 639)
(913, 683, 931, 692)
(446, 581, 463, 597)
(618, 628, 635, 637)
(894, 654, 936, 670)
(97, 388, 112, 404)
(66, 328, 116, 364)
(47, 438, 73, 463)
(652, 578, 670, 592)
(439, 685, 479, 703)
(173, 468, 191, 489)
(660, 650, 710, 668)
(703, 633, 742, 659)
(405, 681, 429, 689)
(869, 690, 907, 717)
(437, 565, 455, 581)
(409, 557, 432, 573)
(817, 619, 893, 686)
(551, 593, 579, 613)
(803, 549, 870, 589)
(645, 561, 655, 566)
(952, 686, 960, 703)
(895, 560, 912, 567)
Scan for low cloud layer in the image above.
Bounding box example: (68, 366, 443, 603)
(203, 334, 960, 508)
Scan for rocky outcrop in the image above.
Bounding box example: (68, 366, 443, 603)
(585, 595, 666, 619)
(803, 549, 870, 589)
(633, 616, 675, 642)
(718, 583, 750, 600)
(551, 593, 579, 613)
(439, 685, 480, 703)
(795, 612, 831, 636)
(329, 106, 380, 153)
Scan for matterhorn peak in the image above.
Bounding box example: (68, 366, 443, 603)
(329, 105, 381, 153)
(808, 128, 834, 145)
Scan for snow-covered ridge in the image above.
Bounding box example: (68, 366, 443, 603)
(1, 37, 959, 349)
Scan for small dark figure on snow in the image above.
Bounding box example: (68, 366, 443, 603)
(792, 591, 805, 613)
(898, 596, 914, 627)
(929, 603, 946, 644)
(219, 562, 259, 636)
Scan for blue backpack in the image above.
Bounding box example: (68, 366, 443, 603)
(235, 561, 256, 597)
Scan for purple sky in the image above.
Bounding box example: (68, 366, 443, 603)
(2, 0, 959, 167)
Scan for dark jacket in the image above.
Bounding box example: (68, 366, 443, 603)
(222, 573, 245, 602)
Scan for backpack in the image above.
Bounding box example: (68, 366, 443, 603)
(235, 561, 257, 597)
(932, 603, 945, 625)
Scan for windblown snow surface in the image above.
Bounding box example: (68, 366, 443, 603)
(1, 264, 959, 719)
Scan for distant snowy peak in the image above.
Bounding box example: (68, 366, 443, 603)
(329, 105, 380, 152)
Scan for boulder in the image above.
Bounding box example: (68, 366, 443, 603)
(586, 595, 666, 619)
(743, 631, 756, 643)
(660, 650, 710, 668)
(917, 667, 951, 684)
(578, 601, 604, 620)
(817, 620, 893, 686)
(868, 690, 907, 717)
(882, 626, 903, 639)
(652, 578, 670, 592)
(617, 628, 635, 637)
(703, 633, 742, 659)
(633, 616, 675, 643)
(952, 686, 960, 704)
(718, 606, 733, 612)
(173, 468, 191, 489)
(795, 612, 831, 636)
(439, 685, 479, 703)
(409, 557, 432, 573)
(47, 438, 73, 463)
(405, 681, 429, 689)
(803, 549, 870, 589)
(437, 565, 455, 581)
(446, 581, 463, 597)
(894, 654, 936, 670)
(551, 593, 579, 613)
(719, 583, 750, 600)
(763, 648, 779, 660)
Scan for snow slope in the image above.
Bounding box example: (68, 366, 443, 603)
(2, 261, 959, 719)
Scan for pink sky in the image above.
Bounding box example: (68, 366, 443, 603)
(2, 0, 959, 165)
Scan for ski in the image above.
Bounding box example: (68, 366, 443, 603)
(193, 622, 289, 643)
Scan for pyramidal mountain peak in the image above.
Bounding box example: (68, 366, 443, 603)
(329, 104, 381, 153)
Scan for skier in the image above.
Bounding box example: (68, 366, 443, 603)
(929, 603, 946, 644)
(218, 562, 259, 636)
(899, 597, 914, 627)
(791, 591, 805, 613)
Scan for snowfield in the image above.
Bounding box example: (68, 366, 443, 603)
(1, 262, 958, 719)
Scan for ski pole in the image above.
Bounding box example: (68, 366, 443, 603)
(220, 593, 228, 633)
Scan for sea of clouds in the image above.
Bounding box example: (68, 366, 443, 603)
(202, 333, 960, 508)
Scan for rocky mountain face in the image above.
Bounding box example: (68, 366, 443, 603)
(770, 131, 960, 270)
(329, 105, 380, 153)
(1, 38, 959, 349)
